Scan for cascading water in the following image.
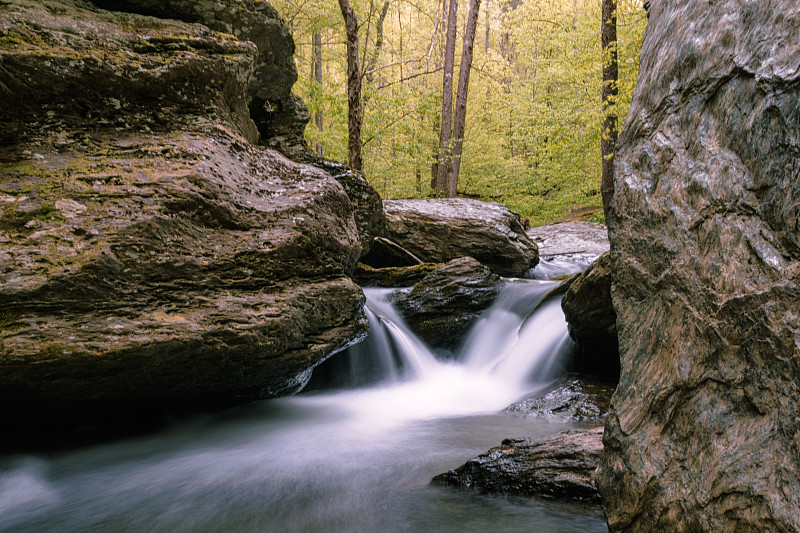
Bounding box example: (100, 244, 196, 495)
(0, 261, 607, 533)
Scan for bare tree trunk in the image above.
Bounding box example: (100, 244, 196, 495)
(365, 0, 391, 83)
(601, 0, 617, 219)
(447, 0, 482, 197)
(312, 30, 324, 157)
(338, 0, 363, 172)
(484, 0, 490, 52)
(435, 0, 459, 197)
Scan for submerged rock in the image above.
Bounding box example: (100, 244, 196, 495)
(0, 0, 371, 440)
(432, 427, 603, 504)
(597, 2, 800, 531)
(394, 257, 503, 350)
(561, 252, 619, 381)
(383, 199, 538, 277)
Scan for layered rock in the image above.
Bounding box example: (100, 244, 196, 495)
(432, 427, 603, 504)
(597, 1, 800, 531)
(394, 257, 503, 350)
(90, 0, 306, 148)
(384, 199, 538, 277)
(561, 252, 619, 381)
(506, 378, 614, 423)
(0, 0, 372, 438)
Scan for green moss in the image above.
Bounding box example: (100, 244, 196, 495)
(0, 309, 25, 332)
(0, 203, 63, 232)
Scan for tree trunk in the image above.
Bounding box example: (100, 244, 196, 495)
(601, 0, 617, 219)
(312, 30, 324, 158)
(435, 0, 459, 197)
(365, 0, 391, 83)
(447, 0, 482, 197)
(338, 0, 363, 172)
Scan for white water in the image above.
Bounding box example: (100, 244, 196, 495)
(0, 271, 607, 533)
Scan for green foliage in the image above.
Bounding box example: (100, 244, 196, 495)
(272, 0, 646, 226)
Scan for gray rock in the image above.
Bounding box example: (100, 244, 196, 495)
(432, 427, 604, 504)
(561, 252, 619, 381)
(506, 378, 615, 423)
(384, 199, 539, 277)
(596, 2, 800, 531)
(360, 237, 422, 269)
(527, 221, 610, 258)
(0, 1, 371, 438)
(394, 257, 503, 350)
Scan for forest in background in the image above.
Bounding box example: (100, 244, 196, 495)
(272, 0, 646, 226)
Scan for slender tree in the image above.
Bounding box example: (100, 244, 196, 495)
(338, 0, 363, 171)
(311, 30, 324, 157)
(601, 0, 617, 219)
(435, 0, 458, 196)
(447, 0, 482, 197)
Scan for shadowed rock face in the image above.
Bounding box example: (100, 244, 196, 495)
(597, 1, 800, 531)
(383, 199, 539, 277)
(0, 0, 373, 440)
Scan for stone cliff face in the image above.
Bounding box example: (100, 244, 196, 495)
(0, 0, 378, 438)
(597, 1, 800, 531)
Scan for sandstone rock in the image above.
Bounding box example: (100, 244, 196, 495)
(0, 1, 369, 439)
(432, 427, 603, 504)
(561, 253, 619, 381)
(394, 257, 503, 350)
(384, 199, 538, 277)
(596, 2, 800, 531)
(90, 0, 305, 147)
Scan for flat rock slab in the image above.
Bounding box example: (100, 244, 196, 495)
(432, 427, 604, 505)
(527, 221, 609, 258)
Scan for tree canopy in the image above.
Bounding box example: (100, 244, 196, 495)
(272, 0, 646, 226)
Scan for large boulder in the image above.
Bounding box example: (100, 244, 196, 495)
(384, 199, 538, 277)
(561, 252, 619, 381)
(432, 427, 604, 504)
(89, 0, 306, 148)
(394, 257, 503, 350)
(0, 1, 370, 440)
(597, 2, 800, 531)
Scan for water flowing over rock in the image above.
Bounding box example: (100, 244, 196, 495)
(597, 2, 800, 531)
(561, 253, 619, 381)
(384, 199, 539, 277)
(394, 257, 503, 350)
(0, 0, 372, 440)
(432, 427, 603, 504)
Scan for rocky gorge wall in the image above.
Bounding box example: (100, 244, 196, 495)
(0, 0, 383, 441)
(598, 1, 800, 531)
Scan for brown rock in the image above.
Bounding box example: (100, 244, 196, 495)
(0, 1, 370, 440)
(596, 2, 800, 531)
(394, 257, 503, 349)
(432, 427, 604, 504)
(383, 199, 539, 277)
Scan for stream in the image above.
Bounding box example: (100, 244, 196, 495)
(0, 264, 608, 533)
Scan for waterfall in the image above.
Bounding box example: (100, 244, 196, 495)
(312, 278, 577, 418)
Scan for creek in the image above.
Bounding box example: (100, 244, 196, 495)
(0, 264, 608, 533)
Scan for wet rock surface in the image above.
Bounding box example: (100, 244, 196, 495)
(597, 2, 800, 531)
(506, 378, 614, 423)
(561, 252, 619, 381)
(394, 257, 503, 350)
(384, 199, 538, 277)
(0, 0, 373, 440)
(432, 427, 603, 504)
